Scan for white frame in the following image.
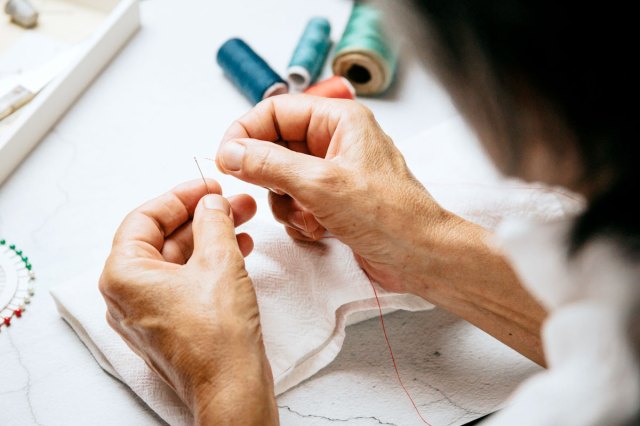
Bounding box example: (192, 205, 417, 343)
(0, 0, 140, 185)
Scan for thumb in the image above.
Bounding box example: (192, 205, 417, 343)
(216, 138, 342, 206)
(190, 194, 241, 266)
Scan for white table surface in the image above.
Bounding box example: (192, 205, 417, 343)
(0, 0, 539, 424)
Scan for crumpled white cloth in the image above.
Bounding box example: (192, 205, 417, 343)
(52, 221, 432, 425)
(485, 219, 640, 425)
(51, 117, 583, 425)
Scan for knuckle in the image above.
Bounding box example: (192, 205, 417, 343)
(249, 144, 273, 178)
(357, 103, 375, 119)
(253, 96, 274, 110)
(99, 261, 122, 297)
(308, 163, 347, 191)
(194, 245, 241, 270)
(99, 247, 138, 297)
(118, 242, 142, 258)
(346, 101, 375, 121)
(204, 209, 234, 226)
(113, 212, 136, 244)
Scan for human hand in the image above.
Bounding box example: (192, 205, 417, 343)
(216, 95, 457, 295)
(99, 180, 278, 425)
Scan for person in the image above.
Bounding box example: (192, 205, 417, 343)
(98, 1, 639, 424)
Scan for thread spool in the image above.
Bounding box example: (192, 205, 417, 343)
(304, 76, 355, 100)
(332, 3, 397, 96)
(4, 0, 39, 29)
(287, 17, 332, 92)
(216, 38, 288, 105)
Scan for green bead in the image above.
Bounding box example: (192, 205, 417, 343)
(16, 250, 22, 255)
(26, 263, 32, 270)
(22, 256, 28, 262)
(9, 244, 15, 250)
(0, 239, 5, 245)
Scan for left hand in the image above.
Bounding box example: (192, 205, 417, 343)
(99, 179, 279, 424)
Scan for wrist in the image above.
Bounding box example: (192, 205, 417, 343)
(392, 187, 473, 296)
(408, 208, 487, 297)
(409, 212, 548, 364)
(195, 384, 278, 426)
(357, 183, 465, 295)
(193, 348, 278, 425)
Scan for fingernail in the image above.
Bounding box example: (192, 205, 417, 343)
(220, 141, 245, 171)
(203, 194, 228, 212)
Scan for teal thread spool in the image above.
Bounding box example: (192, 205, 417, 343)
(287, 17, 332, 92)
(332, 2, 397, 96)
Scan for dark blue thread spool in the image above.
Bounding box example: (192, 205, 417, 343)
(216, 38, 288, 105)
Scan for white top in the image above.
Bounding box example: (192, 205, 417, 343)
(487, 218, 640, 425)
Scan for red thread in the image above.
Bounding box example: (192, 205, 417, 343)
(323, 235, 432, 425)
(367, 275, 433, 426)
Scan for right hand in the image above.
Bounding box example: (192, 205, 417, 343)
(215, 95, 458, 295)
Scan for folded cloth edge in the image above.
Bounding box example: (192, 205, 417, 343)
(50, 284, 433, 398)
(51, 292, 121, 381)
(274, 293, 433, 394)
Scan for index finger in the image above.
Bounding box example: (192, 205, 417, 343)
(221, 94, 357, 158)
(112, 179, 222, 256)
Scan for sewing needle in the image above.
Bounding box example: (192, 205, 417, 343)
(193, 156, 210, 194)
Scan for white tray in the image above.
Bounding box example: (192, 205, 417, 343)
(0, 0, 140, 185)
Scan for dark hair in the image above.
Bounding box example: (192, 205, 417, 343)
(406, 0, 638, 255)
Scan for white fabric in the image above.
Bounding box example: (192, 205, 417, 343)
(51, 118, 582, 425)
(486, 220, 640, 425)
(52, 224, 432, 425)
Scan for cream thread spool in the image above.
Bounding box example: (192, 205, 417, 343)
(4, 0, 39, 29)
(332, 3, 397, 96)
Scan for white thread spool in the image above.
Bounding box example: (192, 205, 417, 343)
(5, 0, 39, 29)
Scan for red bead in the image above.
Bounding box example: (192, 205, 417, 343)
(3, 317, 11, 326)
(14, 309, 22, 317)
